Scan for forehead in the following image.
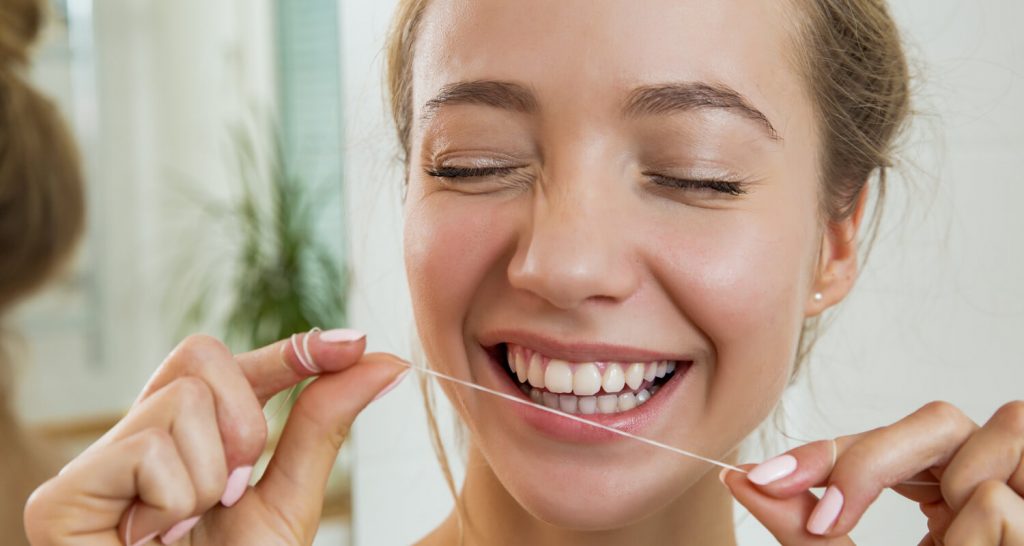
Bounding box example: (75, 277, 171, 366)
(412, 0, 809, 136)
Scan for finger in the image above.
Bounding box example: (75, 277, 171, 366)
(132, 334, 268, 472)
(747, 441, 943, 504)
(743, 438, 949, 503)
(75, 377, 230, 510)
(941, 400, 1024, 511)
(235, 327, 368, 402)
(24, 428, 196, 546)
(255, 353, 408, 531)
(920, 500, 954, 542)
(723, 465, 855, 545)
(133, 329, 367, 508)
(745, 401, 977, 536)
(943, 480, 1024, 546)
(116, 430, 201, 546)
(147, 378, 227, 527)
(744, 439, 837, 496)
(63, 377, 229, 543)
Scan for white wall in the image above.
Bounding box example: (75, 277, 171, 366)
(771, 2, 1024, 544)
(341, 2, 1024, 544)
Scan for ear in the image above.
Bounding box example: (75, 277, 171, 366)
(805, 186, 869, 317)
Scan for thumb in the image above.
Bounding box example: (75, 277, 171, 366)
(254, 353, 409, 527)
(722, 465, 855, 546)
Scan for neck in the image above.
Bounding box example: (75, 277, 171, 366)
(422, 445, 737, 546)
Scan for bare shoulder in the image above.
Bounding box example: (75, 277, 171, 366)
(414, 513, 460, 546)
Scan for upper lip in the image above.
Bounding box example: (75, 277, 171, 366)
(479, 329, 691, 363)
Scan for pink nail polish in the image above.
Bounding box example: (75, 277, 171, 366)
(221, 465, 253, 507)
(319, 328, 366, 344)
(373, 370, 410, 402)
(159, 515, 200, 544)
(747, 454, 798, 485)
(131, 531, 159, 546)
(807, 485, 844, 535)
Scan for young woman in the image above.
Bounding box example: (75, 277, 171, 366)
(24, 0, 1024, 544)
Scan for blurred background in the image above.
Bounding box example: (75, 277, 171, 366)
(9, 0, 1023, 544)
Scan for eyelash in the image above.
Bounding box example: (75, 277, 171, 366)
(425, 166, 521, 178)
(643, 174, 748, 196)
(425, 166, 747, 196)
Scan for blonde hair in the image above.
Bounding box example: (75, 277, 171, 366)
(384, 0, 911, 531)
(1, 0, 85, 539)
(788, 0, 911, 372)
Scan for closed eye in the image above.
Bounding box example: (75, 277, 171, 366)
(425, 167, 747, 196)
(645, 173, 747, 196)
(425, 166, 521, 178)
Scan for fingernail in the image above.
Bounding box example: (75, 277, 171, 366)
(125, 504, 157, 546)
(747, 454, 798, 485)
(319, 328, 366, 344)
(220, 465, 253, 507)
(131, 531, 159, 546)
(718, 467, 730, 485)
(159, 516, 200, 544)
(807, 485, 844, 535)
(373, 370, 410, 402)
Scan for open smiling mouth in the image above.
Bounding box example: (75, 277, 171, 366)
(490, 342, 690, 415)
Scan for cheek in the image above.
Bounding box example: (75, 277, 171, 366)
(404, 193, 518, 372)
(648, 204, 818, 406)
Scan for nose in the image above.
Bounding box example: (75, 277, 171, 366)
(507, 176, 641, 310)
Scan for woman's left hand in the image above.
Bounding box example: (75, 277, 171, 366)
(720, 401, 1024, 545)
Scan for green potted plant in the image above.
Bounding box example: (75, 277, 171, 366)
(166, 122, 352, 520)
(170, 124, 348, 352)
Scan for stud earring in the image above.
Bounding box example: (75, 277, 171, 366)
(813, 292, 824, 302)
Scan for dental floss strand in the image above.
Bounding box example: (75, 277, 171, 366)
(291, 326, 322, 374)
(271, 327, 943, 486)
(396, 360, 748, 474)
(396, 361, 942, 487)
(264, 327, 324, 423)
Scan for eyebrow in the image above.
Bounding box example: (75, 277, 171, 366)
(421, 80, 538, 122)
(420, 79, 780, 141)
(623, 82, 781, 141)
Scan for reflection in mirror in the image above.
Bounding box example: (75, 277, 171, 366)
(6, 0, 351, 543)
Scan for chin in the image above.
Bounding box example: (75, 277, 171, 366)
(496, 454, 707, 531)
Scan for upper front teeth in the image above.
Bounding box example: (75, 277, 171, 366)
(527, 352, 544, 387)
(573, 364, 602, 395)
(625, 362, 645, 390)
(602, 364, 625, 393)
(544, 360, 573, 393)
(509, 344, 677, 396)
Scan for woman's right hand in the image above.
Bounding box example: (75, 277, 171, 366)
(23, 330, 408, 546)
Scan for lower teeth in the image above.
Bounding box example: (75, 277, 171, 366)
(521, 384, 655, 414)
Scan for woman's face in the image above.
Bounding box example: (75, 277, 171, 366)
(403, 0, 842, 529)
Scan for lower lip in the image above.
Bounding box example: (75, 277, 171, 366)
(481, 348, 692, 443)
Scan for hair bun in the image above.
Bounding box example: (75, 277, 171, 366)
(0, 0, 43, 67)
